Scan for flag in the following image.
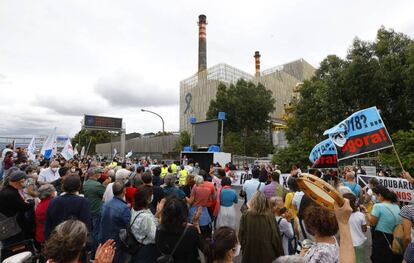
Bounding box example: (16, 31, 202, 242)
(74, 143, 79, 155)
(41, 128, 57, 160)
(113, 148, 117, 158)
(125, 150, 132, 158)
(61, 139, 74, 160)
(27, 136, 36, 162)
(80, 146, 85, 158)
(323, 107, 393, 160)
(309, 138, 338, 168)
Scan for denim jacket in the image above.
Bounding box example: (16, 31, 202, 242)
(99, 196, 131, 245)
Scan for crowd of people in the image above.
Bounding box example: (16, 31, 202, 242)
(0, 143, 413, 263)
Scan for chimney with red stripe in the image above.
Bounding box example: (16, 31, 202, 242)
(198, 15, 207, 72)
(254, 51, 261, 77)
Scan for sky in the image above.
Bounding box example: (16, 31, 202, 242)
(0, 0, 413, 138)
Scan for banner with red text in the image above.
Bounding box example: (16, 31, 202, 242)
(357, 174, 414, 203)
(323, 107, 393, 160)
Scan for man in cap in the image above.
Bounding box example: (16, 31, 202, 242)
(82, 167, 111, 259)
(0, 171, 34, 245)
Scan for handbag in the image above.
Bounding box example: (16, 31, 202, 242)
(157, 225, 188, 263)
(119, 211, 146, 255)
(382, 206, 404, 255)
(0, 213, 21, 241)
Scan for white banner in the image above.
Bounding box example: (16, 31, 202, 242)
(357, 174, 414, 203)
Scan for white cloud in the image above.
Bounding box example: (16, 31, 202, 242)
(94, 69, 178, 108)
(0, 0, 413, 137)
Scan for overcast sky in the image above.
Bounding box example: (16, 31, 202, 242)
(0, 0, 413, 137)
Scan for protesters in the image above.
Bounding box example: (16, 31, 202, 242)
(83, 167, 109, 258)
(35, 184, 56, 247)
(155, 196, 202, 263)
(242, 168, 265, 202)
(271, 196, 294, 256)
(239, 191, 284, 263)
(214, 176, 238, 229)
(0, 171, 35, 246)
(362, 185, 403, 263)
(44, 175, 91, 239)
(263, 171, 283, 199)
(284, 177, 299, 218)
(344, 192, 367, 262)
(142, 171, 165, 214)
(343, 172, 362, 199)
(204, 226, 240, 263)
(99, 182, 131, 263)
(178, 165, 188, 186)
(187, 175, 214, 239)
(180, 173, 195, 198)
(400, 204, 414, 250)
(162, 173, 186, 199)
(130, 186, 161, 262)
(152, 166, 162, 187)
(38, 160, 60, 185)
(301, 203, 339, 263)
(43, 219, 115, 263)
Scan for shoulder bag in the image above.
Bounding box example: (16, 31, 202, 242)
(157, 225, 189, 263)
(119, 211, 147, 255)
(383, 205, 404, 255)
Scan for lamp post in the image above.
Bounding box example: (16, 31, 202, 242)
(141, 109, 165, 134)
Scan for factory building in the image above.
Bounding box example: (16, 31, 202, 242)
(180, 15, 315, 147)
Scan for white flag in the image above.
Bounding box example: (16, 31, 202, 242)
(27, 136, 36, 161)
(125, 150, 132, 158)
(74, 143, 79, 155)
(61, 139, 74, 160)
(113, 148, 117, 158)
(80, 146, 85, 158)
(41, 128, 57, 160)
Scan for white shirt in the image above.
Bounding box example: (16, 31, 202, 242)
(242, 178, 265, 201)
(38, 167, 60, 183)
(349, 212, 367, 246)
(103, 182, 114, 202)
(276, 216, 294, 255)
(293, 191, 305, 212)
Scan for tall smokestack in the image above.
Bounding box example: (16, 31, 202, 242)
(254, 51, 261, 77)
(198, 15, 207, 72)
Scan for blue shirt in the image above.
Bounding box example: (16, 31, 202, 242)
(99, 196, 131, 246)
(371, 202, 402, 234)
(242, 178, 265, 201)
(220, 188, 238, 207)
(343, 182, 361, 198)
(163, 186, 186, 199)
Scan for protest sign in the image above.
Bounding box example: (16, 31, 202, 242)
(309, 138, 338, 168)
(357, 174, 414, 203)
(324, 107, 393, 160)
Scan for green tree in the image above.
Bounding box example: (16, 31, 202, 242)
(275, 27, 414, 170)
(206, 79, 275, 156)
(72, 129, 113, 155)
(173, 131, 191, 152)
(379, 122, 414, 173)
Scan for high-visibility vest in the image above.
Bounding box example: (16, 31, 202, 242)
(179, 169, 188, 186)
(161, 167, 168, 178)
(171, 163, 177, 174)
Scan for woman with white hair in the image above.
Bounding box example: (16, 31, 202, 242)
(162, 173, 186, 199)
(187, 175, 214, 239)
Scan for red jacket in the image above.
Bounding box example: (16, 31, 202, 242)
(35, 197, 53, 243)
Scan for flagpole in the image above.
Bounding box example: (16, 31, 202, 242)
(392, 145, 405, 173)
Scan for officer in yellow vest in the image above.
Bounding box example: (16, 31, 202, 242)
(178, 165, 188, 186)
(160, 164, 168, 179)
(170, 162, 178, 174)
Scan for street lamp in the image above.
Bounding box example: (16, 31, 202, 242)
(141, 109, 165, 134)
